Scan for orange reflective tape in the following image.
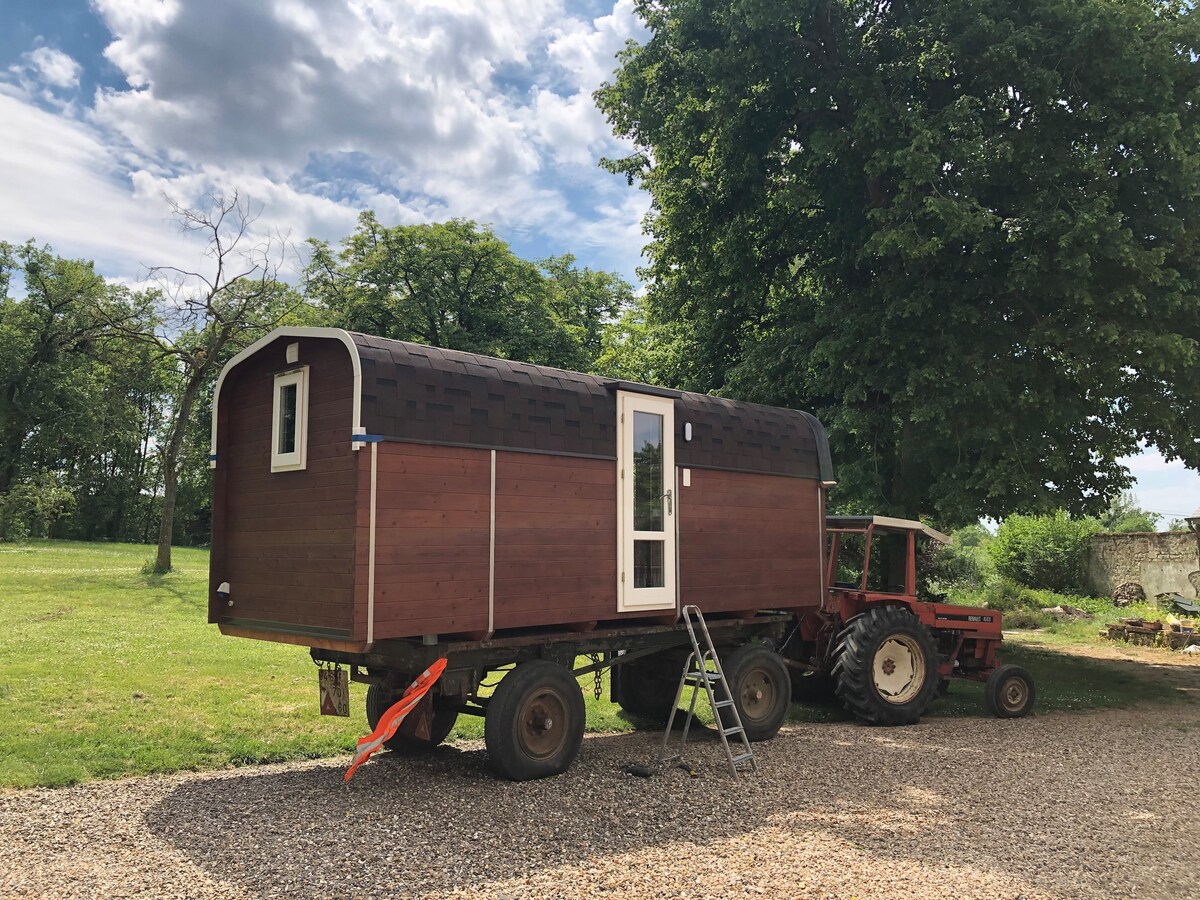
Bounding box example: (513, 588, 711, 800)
(344, 658, 448, 782)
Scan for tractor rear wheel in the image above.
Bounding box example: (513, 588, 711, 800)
(984, 664, 1035, 718)
(832, 606, 939, 726)
(366, 682, 459, 755)
(485, 660, 585, 781)
(717, 644, 792, 741)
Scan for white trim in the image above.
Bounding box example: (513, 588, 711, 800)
(674, 465, 681, 617)
(210, 326, 363, 464)
(817, 484, 827, 608)
(488, 449, 497, 636)
(367, 440, 378, 645)
(270, 366, 309, 472)
(616, 391, 677, 612)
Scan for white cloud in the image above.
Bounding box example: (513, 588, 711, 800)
(89, 0, 558, 178)
(528, 87, 615, 167)
(0, 89, 198, 276)
(547, 0, 641, 92)
(23, 47, 83, 89)
(1, 2, 652, 283)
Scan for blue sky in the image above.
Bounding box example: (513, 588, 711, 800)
(0, 0, 649, 281)
(1, 0, 1197, 525)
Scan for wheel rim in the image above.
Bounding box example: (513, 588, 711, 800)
(999, 676, 1028, 714)
(738, 666, 777, 724)
(872, 634, 926, 704)
(516, 687, 568, 760)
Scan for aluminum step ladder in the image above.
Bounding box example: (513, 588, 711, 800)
(658, 605, 758, 777)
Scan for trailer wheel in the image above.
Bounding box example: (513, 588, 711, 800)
(832, 606, 938, 726)
(718, 644, 791, 741)
(614, 652, 681, 722)
(365, 683, 459, 755)
(485, 660, 585, 781)
(984, 664, 1035, 718)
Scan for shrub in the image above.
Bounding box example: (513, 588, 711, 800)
(0, 473, 76, 542)
(1002, 608, 1053, 629)
(979, 577, 1026, 612)
(989, 511, 1101, 593)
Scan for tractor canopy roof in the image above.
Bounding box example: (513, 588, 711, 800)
(825, 516, 951, 545)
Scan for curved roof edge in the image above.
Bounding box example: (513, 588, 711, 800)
(210, 326, 362, 460)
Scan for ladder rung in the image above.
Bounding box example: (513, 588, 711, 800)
(658, 605, 757, 778)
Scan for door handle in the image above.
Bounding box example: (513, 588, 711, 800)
(664, 488, 673, 516)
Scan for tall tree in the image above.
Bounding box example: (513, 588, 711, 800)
(0, 242, 144, 496)
(102, 194, 301, 571)
(306, 214, 631, 371)
(598, 0, 1200, 526)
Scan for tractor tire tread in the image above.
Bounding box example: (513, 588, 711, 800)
(833, 605, 939, 726)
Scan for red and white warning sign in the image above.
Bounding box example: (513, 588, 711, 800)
(319, 667, 350, 717)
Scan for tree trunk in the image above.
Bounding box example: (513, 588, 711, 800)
(154, 368, 204, 572)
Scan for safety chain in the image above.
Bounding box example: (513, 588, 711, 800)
(589, 653, 604, 701)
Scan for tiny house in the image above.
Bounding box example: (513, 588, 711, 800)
(209, 327, 1026, 781)
(208, 327, 834, 652)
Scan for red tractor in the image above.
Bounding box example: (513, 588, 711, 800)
(787, 516, 1035, 724)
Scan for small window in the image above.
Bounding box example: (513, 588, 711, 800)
(271, 367, 309, 472)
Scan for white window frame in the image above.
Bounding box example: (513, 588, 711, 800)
(616, 391, 677, 612)
(271, 366, 310, 472)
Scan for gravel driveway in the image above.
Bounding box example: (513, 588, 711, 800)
(2, 705, 1198, 900)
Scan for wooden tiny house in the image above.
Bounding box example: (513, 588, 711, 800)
(209, 327, 834, 652)
(210, 327, 1030, 780)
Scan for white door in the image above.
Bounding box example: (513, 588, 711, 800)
(617, 391, 677, 611)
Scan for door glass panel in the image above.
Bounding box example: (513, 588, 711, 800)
(632, 411, 663, 532)
(634, 540, 665, 588)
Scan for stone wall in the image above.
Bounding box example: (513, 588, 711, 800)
(1086, 531, 1200, 600)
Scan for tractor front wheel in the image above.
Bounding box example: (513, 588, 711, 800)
(832, 606, 939, 726)
(984, 664, 1036, 718)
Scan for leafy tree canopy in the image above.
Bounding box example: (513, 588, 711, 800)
(1098, 491, 1161, 532)
(306, 214, 632, 371)
(598, 0, 1200, 527)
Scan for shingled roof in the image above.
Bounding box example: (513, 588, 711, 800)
(350, 332, 833, 481)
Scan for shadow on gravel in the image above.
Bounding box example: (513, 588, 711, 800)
(143, 712, 1200, 899)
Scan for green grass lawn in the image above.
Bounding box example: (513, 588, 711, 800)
(0, 541, 1189, 788)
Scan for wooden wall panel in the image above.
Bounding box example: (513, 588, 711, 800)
(678, 468, 823, 612)
(492, 453, 617, 628)
(363, 443, 491, 640)
(209, 337, 357, 636)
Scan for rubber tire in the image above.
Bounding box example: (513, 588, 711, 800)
(984, 664, 1036, 718)
(614, 652, 682, 722)
(832, 606, 939, 726)
(717, 644, 792, 741)
(365, 682, 459, 755)
(484, 660, 586, 781)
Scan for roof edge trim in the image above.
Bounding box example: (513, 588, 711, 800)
(210, 326, 363, 462)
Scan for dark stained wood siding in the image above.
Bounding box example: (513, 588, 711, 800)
(359, 443, 491, 640)
(492, 453, 617, 629)
(678, 467, 822, 612)
(209, 337, 357, 635)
